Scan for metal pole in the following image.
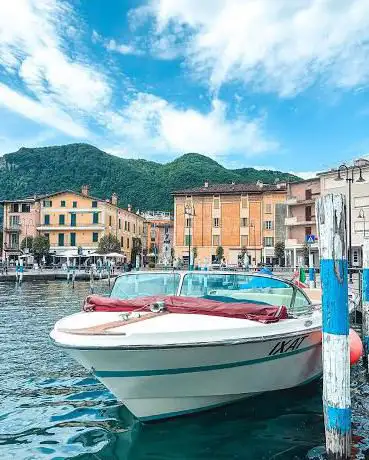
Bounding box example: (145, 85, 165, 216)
(362, 237, 369, 368)
(316, 193, 351, 459)
(309, 251, 315, 289)
(348, 178, 353, 283)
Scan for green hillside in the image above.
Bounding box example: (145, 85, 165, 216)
(0, 143, 299, 211)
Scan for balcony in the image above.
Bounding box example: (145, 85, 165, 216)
(285, 238, 298, 247)
(4, 225, 21, 232)
(286, 196, 297, 205)
(37, 224, 105, 231)
(285, 217, 316, 226)
(285, 217, 297, 226)
(286, 196, 315, 206)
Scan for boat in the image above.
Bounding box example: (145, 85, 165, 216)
(50, 271, 323, 422)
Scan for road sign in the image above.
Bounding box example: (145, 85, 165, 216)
(306, 234, 316, 244)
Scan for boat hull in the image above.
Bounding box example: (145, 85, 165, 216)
(66, 330, 322, 421)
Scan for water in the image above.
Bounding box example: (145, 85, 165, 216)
(0, 281, 369, 460)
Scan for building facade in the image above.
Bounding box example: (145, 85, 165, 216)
(284, 178, 320, 267)
(319, 159, 369, 267)
(140, 211, 174, 265)
(173, 182, 287, 266)
(1, 197, 40, 260)
(1, 186, 145, 262)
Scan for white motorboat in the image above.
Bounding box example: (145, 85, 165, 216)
(50, 271, 323, 422)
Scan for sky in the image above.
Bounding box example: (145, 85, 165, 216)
(2, 0, 369, 178)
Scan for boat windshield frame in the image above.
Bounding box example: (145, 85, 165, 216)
(111, 271, 312, 315)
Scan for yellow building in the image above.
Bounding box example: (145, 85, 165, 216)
(36, 185, 144, 261)
(173, 181, 287, 266)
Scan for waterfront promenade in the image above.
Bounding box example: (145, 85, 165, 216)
(0, 267, 118, 282)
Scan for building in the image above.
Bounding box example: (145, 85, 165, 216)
(140, 211, 174, 265)
(1, 196, 40, 260)
(284, 178, 320, 267)
(1, 185, 145, 262)
(173, 181, 287, 266)
(318, 159, 369, 267)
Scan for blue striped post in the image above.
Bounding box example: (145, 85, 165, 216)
(316, 194, 351, 459)
(309, 252, 316, 289)
(362, 237, 369, 366)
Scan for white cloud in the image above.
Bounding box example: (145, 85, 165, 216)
(0, 0, 111, 134)
(103, 93, 277, 157)
(292, 171, 319, 180)
(106, 39, 142, 56)
(0, 83, 88, 138)
(147, 0, 369, 95)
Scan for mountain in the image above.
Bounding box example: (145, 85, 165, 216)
(0, 143, 299, 212)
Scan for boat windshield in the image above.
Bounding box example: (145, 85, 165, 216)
(111, 273, 181, 299)
(181, 273, 310, 311)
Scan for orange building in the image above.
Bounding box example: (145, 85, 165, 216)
(173, 181, 287, 266)
(1, 185, 144, 262)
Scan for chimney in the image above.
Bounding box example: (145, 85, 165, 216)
(128, 203, 132, 212)
(111, 193, 118, 206)
(204, 181, 209, 188)
(81, 185, 89, 196)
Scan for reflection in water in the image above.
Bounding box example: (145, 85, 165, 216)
(0, 280, 368, 459)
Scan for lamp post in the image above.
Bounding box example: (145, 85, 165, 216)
(335, 164, 366, 282)
(250, 221, 257, 268)
(184, 204, 195, 270)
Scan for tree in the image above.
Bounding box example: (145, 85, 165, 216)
(274, 241, 285, 265)
(98, 233, 121, 254)
(216, 246, 224, 262)
(21, 236, 34, 251)
(302, 242, 310, 264)
(32, 235, 50, 261)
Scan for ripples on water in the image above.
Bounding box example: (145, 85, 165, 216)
(0, 280, 368, 460)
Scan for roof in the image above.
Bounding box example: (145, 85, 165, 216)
(0, 197, 37, 204)
(172, 183, 287, 195)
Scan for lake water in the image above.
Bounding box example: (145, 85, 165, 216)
(0, 280, 369, 460)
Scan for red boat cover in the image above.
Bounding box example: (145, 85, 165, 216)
(83, 295, 288, 323)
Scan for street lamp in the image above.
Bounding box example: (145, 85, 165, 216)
(249, 221, 257, 267)
(335, 163, 366, 281)
(184, 203, 195, 270)
(20, 217, 33, 252)
(358, 208, 366, 238)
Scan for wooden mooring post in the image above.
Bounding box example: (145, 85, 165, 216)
(362, 237, 369, 366)
(316, 193, 351, 460)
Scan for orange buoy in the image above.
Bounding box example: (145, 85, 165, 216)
(349, 328, 363, 365)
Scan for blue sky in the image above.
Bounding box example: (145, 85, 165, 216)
(1, 0, 369, 177)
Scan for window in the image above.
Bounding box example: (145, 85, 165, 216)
(58, 233, 65, 246)
(241, 197, 248, 209)
(127, 222, 130, 232)
(212, 234, 220, 246)
(305, 189, 312, 200)
(124, 221, 127, 231)
(127, 238, 130, 249)
(72, 201, 77, 208)
(21, 204, 30, 213)
(93, 212, 99, 224)
(264, 237, 274, 247)
(265, 203, 272, 214)
(213, 217, 219, 227)
(10, 203, 19, 213)
(44, 233, 49, 240)
(185, 234, 192, 246)
(70, 213, 76, 227)
(61, 200, 66, 207)
(121, 236, 124, 247)
(305, 206, 312, 221)
(213, 198, 220, 209)
(241, 217, 248, 227)
(10, 215, 20, 227)
(133, 224, 136, 233)
(109, 216, 112, 226)
(43, 200, 52, 207)
(44, 214, 50, 225)
(164, 224, 169, 234)
(265, 221, 273, 230)
(92, 201, 98, 208)
(59, 214, 65, 225)
(118, 218, 121, 229)
(92, 232, 99, 243)
(185, 218, 192, 228)
(70, 233, 76, 246)
(241, 235, 248, 247)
